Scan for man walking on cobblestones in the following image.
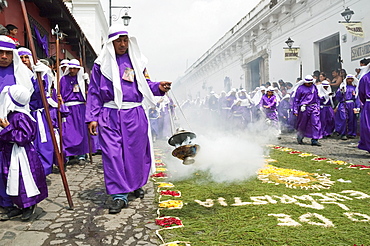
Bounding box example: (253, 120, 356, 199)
(85, 25, 171, 214)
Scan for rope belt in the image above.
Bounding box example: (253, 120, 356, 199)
(345, 100, 354, 103)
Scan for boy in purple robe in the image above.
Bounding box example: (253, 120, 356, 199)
(334, 74, 360, 140)
(318, 81, 335, 138)
(358, 70, 370, 152)
(0, 85, 48, 221)
(60, 59, 89, 165)
(292, 75, 322, 146)
(278, 94, 292, 132)
(260, 87, 280, 135)
(18, 47, 60, 175)
(85, 25, 171, 214)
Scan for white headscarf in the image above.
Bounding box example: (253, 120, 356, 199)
(252, 86, 266, 105)
(358, 64, 370, 80)
(17, 47, 54, 93)
(340, 74, 359, 96)
(63, 59, 86, 100)
(318, 80, 333, 105)
(0, 36, 33, 94)
(94, 24, 156, 108)
(291, 75, 315, 98)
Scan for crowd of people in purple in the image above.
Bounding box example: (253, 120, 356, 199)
(180, 59, 370, 150)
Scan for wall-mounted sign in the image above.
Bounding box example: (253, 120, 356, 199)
(341, 22, 364, 38)
(284, 48, 300, 61)
(351, 41, 370, 61)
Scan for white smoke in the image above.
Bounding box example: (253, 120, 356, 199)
(163, 104, 279, 183)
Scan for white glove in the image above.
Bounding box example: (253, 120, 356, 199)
(300, 105, 306, 112)
(34, 61, 46, 73)
(82, 73, 90, 84)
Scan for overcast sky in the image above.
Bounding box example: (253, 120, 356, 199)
(100, 0, 261, 81)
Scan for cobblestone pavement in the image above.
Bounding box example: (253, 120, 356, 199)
(0, 154, 161, 246)
(277, 132, 370, 165)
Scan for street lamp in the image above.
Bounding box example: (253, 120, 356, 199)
(121, 7, 131, 26)
(285, 37, 294, 49)
(341, 7, 354, 23)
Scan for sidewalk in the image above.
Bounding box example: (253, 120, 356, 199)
(0, 154, 161, 246)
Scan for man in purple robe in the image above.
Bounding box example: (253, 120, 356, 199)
(334, 74, 360, 140)
(60, 59, 89, 165)
(358, 69, 370, 152)
(85, 25, 171, 214)
(18, 47, 60, 175)
(293, 75, 322, 146)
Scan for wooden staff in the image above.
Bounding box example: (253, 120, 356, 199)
(79, 39, 93, 165)
(20, 0, 74, 209)
(52, 25, 65, 167)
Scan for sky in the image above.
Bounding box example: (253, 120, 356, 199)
(100, 0, 261, 82)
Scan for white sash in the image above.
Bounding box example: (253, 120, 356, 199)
(64, 101, 85, 107)
(103, 101, 142, 110)
(6, 144, 40, 197)
(35, 109, 47, 143)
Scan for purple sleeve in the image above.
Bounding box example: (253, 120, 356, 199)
(147, 79, 165, 96)
(0, 113, 36, 146)
(85, 64, 104, 123)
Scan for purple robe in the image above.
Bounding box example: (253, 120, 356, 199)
(60, 74, 89, 157)
(358, 73, 370, 151)
(334, 85, 359, 136)
(293, 84, 322, 139)
(85, 53, 164, 194)
(319, 96, 335, 137)
(0, 112, 48, 208)
(30, 75, 54, 175)
(149, 108, 160, 138)
(0, 64, 16, 93)
(278, 99, 292, 130)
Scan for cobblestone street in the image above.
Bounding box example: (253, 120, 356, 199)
(0, 154, 160, 246)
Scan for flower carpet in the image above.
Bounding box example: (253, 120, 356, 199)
(151, 145, 370, 245)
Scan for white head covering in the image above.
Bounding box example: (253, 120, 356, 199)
(17, 47, 35, 68)
(0, 36, 33, 94)
(340, 74, 359, 96)
(358, 64, 370, 79)
(95, 24, 156, 108)
(291, 75, 315, 98)
(318, 80, 333, 105)
(18, 47, 54, 93)
(252, 86, 266, 105)
(63, 59, 86, 100)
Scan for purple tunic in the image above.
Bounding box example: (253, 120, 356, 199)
(30, 75, 54, 175)
(0, 112, 48, 208)
(358, 73, 370, 151)
(85, 53, 164, 194)
(334, 85, 359, 136)
(278, 99, 292, 130)
(319, 96, 335, 137)
(293, 84, 322, 139)
(0, 64, 16, 93)
(60, 75, 89, 157)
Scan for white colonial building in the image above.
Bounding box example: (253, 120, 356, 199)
(64, 0, 108, 55)
(175, 0, 370, 102)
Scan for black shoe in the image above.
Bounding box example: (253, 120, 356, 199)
(21, 205, 36, 221)
(297, 136, 304, 144)
(311, 140, 322, 146)
(347, 135, 355, 139)
(134, 188, 145, 199)
(109, 199, 128, 214)
(0, 206, 22, 221)
(341, 135, 348, 140)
